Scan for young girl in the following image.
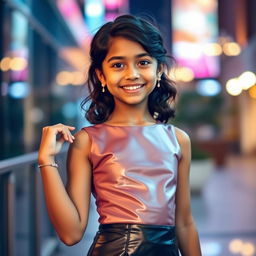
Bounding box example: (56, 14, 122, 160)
(38, 14, 202, 256)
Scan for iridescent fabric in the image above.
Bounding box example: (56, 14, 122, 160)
(83, 123, 181, 225)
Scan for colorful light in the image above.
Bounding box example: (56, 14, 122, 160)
(238, 71, 256, 90)
(10, 57, 28, 71)
(57, 0, 89, 47)
(226, 78, 243, 96)
(104, 0, 121, 9)
(172, 0, 219, 78)
(249, 85, 256, 99)
(196, 79, 221, 96)
(229, 239, 255, 256)
(56, 71, 85, 86)
(85, 0, 104, 17)
(9, 82, 30, 98)
(241, 242, 255, 256)
(171, 66, 194, 83)
(203, 43, 222, 56)
(223, 42, 241, 56)
(0, 57, 11, 71)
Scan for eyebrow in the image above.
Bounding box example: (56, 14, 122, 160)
(106, 53, 151, 63)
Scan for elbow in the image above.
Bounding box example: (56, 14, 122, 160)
(59, 231, 84, 246)
(61, 239, 79, 246)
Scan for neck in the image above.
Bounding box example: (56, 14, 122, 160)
(106, 102, 156, 126)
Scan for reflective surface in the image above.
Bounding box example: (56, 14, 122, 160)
(83, 123, 181, 225)
(87, 223, 179, 256)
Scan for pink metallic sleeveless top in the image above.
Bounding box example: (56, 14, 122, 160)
(83, 123, 181, 225)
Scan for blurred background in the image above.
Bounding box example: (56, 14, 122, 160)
(0, 0, 256, 255)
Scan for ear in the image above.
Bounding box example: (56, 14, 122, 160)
(95, 69, 106, 85)
(157, 63, 164, 77)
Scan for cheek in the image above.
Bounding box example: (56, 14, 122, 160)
(145, 70, 158, 83)
(103, 70, 121, 85)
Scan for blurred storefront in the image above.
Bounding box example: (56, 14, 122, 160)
(0, 0, 129, 160)
(170, 0, 256, 165)
(218, 0, 256, 156)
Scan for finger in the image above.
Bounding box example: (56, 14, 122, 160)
(67, 127, 76, 140)
(67, 132, 74, 143)
(58, 124, 75, 130)
(55, 125, 75, 133)
(60, 130, 74, 143)
(67, 126, 76, 131)
(57, 130, 68, 142)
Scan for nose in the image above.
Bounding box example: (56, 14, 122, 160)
(124, 65, 140, 80)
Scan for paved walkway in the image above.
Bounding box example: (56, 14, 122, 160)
(53, 155, 256, 256)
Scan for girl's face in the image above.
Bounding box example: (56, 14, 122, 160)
(96, 37, 162, 107)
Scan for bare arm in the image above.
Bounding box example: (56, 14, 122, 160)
(38, 124, 92, 245)
(175, 128, 202, 256)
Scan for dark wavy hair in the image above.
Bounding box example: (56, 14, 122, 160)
(81, 14, 177, 124)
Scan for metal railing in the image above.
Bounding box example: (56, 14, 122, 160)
(0, 150, 67, 256)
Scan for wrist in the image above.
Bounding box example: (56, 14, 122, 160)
(38, 162, 58, 169)
(38, 156, 55, 165)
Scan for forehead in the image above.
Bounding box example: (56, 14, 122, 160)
(105, 37, 148, 58)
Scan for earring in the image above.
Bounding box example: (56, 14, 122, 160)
(153, 112, 159, 119)
(102, 84, 105, 93)
(157, 75, 161, 88)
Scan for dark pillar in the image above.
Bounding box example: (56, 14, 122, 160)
(247, 0, 256, 40)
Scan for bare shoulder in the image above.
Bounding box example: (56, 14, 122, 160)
(69, 129, 92, 155)
(173, 126, 191, 160)
(74, 129, 91, 143)
(173, 126, 191, 147)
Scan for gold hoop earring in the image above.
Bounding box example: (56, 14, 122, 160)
(102, 84, 105, 93)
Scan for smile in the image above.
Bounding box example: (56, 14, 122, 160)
(121, 84, 145, 92)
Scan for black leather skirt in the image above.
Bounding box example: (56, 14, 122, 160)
(87, 223, 179, 256)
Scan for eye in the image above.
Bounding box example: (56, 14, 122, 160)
(111, 62, 124, 68)
(138, 60, 151, 66)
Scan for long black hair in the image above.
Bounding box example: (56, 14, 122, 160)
(81, 14, 177, 124)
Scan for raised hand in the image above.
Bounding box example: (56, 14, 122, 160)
(38, 123, 75, 163)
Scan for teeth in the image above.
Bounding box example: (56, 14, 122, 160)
(122, 85, 143, 90)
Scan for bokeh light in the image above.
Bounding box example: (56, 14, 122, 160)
(85, 0, 104, 17)
(238, 71, 256, 90)
(249, 85, 256, 99)
(171, 66, 194, 83)
(203, 43, 222, 56)
(223, 42, 241, 56)
(229, 239, 243, 254)
(201, 241, 222, 255)
(9, 82, 30, 98)
(10, 57, 28, 71)
(196, 79, 221, 96)
(72, 71, 86, 85)
(56, 71, 85, 86)
(56, 71, 73, 86)
(0, 57, 11, 71)
(241, 242, 255, 256)
(226, 78, 243, 96)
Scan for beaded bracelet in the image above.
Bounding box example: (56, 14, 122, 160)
(38, 163, 59, 168)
